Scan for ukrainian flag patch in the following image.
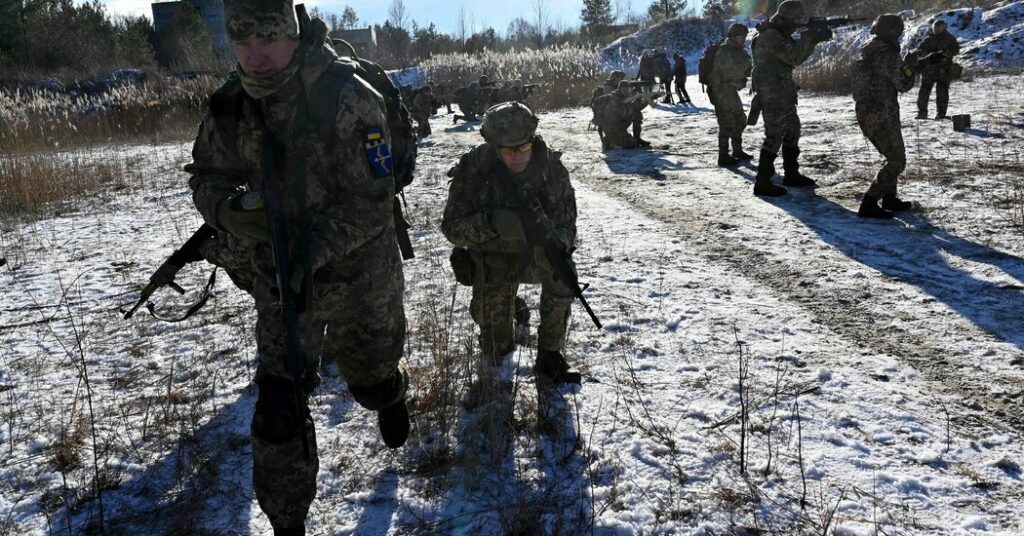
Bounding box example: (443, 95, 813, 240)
(364, 126, 393, 178)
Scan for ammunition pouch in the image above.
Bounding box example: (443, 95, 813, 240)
(449, 247, 475, 286)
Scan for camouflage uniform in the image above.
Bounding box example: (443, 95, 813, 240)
(411, 87, 435, 137)
(600, 82, 649, 149)
(672, 54, 692, 104)
(453, 83, 479, 123)
(711, 31, 752, 162)
(441, 118, 577, 360)
(915, 24, 960, 118)
(751, 1, 830, 195)
(187, 2, 406, 532)
(856, 38, 915, 198)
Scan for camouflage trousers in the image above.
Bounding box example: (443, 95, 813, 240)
(470, 251, 573, 360)
(712, 88, 747, 139)
(250, 254, 406, 529)
(760, 101, 801, 155)
(918, 77, 950, 116)
(856, 103, 906, 198)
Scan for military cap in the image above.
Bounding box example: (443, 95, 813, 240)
(480, 101, 538, 146)
(870, 14, 904, 39)
(727, 23, 749, 37)
(223, 0, 299, 41)
(774, 0, 807, 24)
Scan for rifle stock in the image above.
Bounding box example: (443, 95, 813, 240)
(124, 224, 216, 320)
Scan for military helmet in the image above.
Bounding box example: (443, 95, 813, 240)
(223, 0, 299, 41)
(513, 79, 524, 88)
(480, 101, 538, 146)
(774, 0, 807, 24)
(870, 14, 905, 39)
(932, 19, 947, 32)
(727, 23, 749, 38)
(609, 70, 626, 83)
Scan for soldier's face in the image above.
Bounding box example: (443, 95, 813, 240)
(731, 35, 746, 47)
(231, 36, 300, 79)
(498, 141, 533, 174)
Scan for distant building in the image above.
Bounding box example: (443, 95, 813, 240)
(152, 0, 231, 55)
(330, 27, 378, 59)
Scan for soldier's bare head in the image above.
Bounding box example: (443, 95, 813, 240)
(727, 23, 749, 46)
(224, 0, 300, 79)
(932, 20, 947, 34)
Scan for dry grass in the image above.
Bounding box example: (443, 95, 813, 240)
(420, 45, 606, 111)
(0, 153, 129, 217)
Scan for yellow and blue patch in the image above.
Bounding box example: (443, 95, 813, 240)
(364, 126, 393, 178)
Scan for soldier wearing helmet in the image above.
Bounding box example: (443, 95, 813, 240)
(711, 23, 753, 167)
(750, 0, 834, 196)
(442, 101, 582, 392)
(853, 14, 919, 218)
(914, 19, 960, 119)
(411, 84, 436, 137)
(453, 81, 481, 124)
(672, 52, 692, 105)
(188, 0, 410, 533)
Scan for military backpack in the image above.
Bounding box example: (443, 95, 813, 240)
(698, 42, 722, 91)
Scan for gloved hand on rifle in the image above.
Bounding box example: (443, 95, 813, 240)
(216, 192, 270, 243)
(490, 208, 527, 247)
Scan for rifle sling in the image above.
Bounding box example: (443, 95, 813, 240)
(145, 267, 218, 323)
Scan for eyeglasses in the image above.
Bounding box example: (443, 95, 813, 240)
(498, 141, 533, 156)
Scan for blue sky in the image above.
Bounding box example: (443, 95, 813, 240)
(96, 0, 703, 35)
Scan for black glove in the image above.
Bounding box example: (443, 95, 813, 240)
(216, 192, 270, 243)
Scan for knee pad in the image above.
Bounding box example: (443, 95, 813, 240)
(252, 378, 307, 445)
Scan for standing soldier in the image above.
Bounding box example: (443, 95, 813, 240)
(711, 23, 754, 167)
(411, 85, 435, 138)
(672, 53, 692, 105)
(442, 101, 581, 384)
(635, 49, 656, 91)
(591, 70, 626, 147)
(751, 0, 833, 197)
(854, 15, 918, 218)
(187, 1, 409, 533)
(433, 80, 453, 114)
(915, 19, 960, 120)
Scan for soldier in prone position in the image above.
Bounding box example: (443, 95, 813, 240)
(711, 23, 754, 167)
(854, 15, 919, 219)
(751, 0, 833, 197)
(186, 1, 409, 533)
(442, 101, 581, 383)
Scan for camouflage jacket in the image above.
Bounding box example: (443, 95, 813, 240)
(673, 57, 687, 79)
(411, 90, 435, 116)
(187, 19, 397, 285)
(636, 55, 655, 81)
(712, 39, 752, 92)
(858, 37, 915, 111)
(752, 20, 817, 105)
(916, 30, 960, 81)
(442, 137, 577, 261)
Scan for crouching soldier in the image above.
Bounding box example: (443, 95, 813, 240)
(441, 101, 581, 383)
(186, 1, 409, 533)
(853, 14, 918, 218)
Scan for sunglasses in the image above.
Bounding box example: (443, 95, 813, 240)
(497, 141, 534, 156)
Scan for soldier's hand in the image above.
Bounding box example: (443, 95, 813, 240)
(490, 208, 527, 243)
(216, 193, 270, 243)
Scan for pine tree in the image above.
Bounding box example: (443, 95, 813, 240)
(581, 0, 614, 31)
(647, 0, 684, 23)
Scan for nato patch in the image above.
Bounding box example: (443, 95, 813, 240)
(364, 126, 393, 178)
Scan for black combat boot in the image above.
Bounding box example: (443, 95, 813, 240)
(858, 195, 894, 219)
(881, 193, 913, 211)
(351, 370, 410, 448)
(273, 525, 305, 536)
(732, 136, 753, 160)
(632, 124, 651, 147)
(534, 349, 582, 385)
(781, 147, 817, 187)
(718, 136, 739, 167)
(916, 110, 928, 120)
(753, 149, 786, 197)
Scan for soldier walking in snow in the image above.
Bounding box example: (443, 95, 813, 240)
(853, 15, 919, 218)
(186, 1, 409, 533)
(442, 102, 582, 384)
(711, 23, 754, 167)
(750, 0, 833, 197)
(915, 19, 960, 120)
(672, 53, 693, 105)
(411, 85, 436, 138)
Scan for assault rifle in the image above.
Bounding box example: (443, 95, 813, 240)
(261, 133, 311, 460)
(746, 93, 762, 126)
(498, 177, 602, 330)
(800, 16, 867, 34)
(124, 224, 218, 321)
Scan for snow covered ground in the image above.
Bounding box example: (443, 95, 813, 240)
(2, 71, 1024, 535)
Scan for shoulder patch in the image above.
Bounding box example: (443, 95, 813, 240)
(364, 126, 393, 178)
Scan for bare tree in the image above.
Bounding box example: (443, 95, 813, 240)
(341, 5, 359, 29)
(532, 0, 547, 47)
(387, 0, 409, 30)
(457, 7, 467, 44)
